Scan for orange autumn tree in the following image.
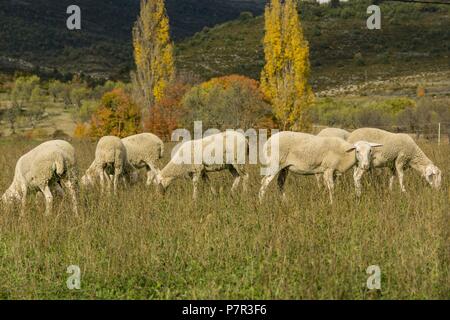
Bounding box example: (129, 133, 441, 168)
(90, 88, 142, 138)
(144, 81, 191, 140)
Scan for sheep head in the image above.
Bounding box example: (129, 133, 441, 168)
(346, 141, 383, 170)
(424, 164, 442, 189)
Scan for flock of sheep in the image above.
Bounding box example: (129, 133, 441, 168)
(1, 128, 442, 216)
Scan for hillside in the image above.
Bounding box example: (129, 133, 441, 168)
(0, 0, 265, 78)
(0, 0, 449, 87)
(176, 1, 450, 90)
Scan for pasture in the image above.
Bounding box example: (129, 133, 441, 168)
(0, 138, 448, 299)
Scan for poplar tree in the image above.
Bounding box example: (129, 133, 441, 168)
(261, 0, 314, 130)
(132, 0, 175, 111)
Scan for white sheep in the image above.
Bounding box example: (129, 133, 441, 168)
(347, 128, 442, 192)
(259, 131, 382, 203)
(1, 140, 79, 216)
(317, 127, 351, 140)
(155, 131, 249, 199)
(316, 127, 352, 187)
(81, 136, 136, 194)
(121, 133, 164, 185)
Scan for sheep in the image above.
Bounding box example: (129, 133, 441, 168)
(81, 136, 136, 194)
(121, 133, 164, 186)
(317, 127, 351, 140)
(155, 131, 249, 199)
(1, 140, 79, 216)
(347, 128, 442, 192)
(316, 128, 352, 187)
(259, 131, 382, 204)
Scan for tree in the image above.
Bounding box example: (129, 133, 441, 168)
(48, 80, 64, 102)
(10, 75, 40, 109)
(90, 89, 142, 138)
(29, 86, 45, 129)
(131, 0, 175, 112)
(182, 75, 272, 131)
(5, 106, 20, 135)
(329, 0, 340, 8)
(70, 87, 90, 109)
(261, 0, 314, 130)
(143, 80, 190, 140)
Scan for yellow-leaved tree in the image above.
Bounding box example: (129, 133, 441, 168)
(132, 0, 175, 112)
(261, 0, 314, 130)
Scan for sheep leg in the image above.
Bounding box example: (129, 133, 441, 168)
(202, 173, 217, 195)
(52, 181, 65, 198)
(389, 168, 396, 191)
(353, 167, 365, 197)
(61, 178, 79, 216)
(99, 171, 107, 193)
(192, 173, 201, 200)
(315, 174, 323, 189)
(146, 163, 158, 186)
(113, 172, 120, 195)
(40, 185, 54, 216)
(259, 173, 278, 203)
(277, 168, 289, 201)
(395, 161, 406, 193)
(323, 169, 335, 204)
(231, 165, 249, 193)
(229, 167, 242, 194)
(20, 185, 28, 217)
(242, 172, 249, 193)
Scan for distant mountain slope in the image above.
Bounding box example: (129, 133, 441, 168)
(0, 0, 265, 77)
(176, 1, 450, 90)
(1, 0, 449, 87)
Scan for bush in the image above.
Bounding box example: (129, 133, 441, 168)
(89, 88, 142, 138)
(143, 81, 191, 141)
(181, 75, 273, 131)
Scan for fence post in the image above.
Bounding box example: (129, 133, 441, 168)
(438, 122, 441, 146)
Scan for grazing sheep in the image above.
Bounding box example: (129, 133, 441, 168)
(122, 133, 164, 185)
(1, 140, 79, 216)
(155, 131, 249, 199)
(316, 128, 351, 187)
(81, 136, 136, 194)
(317, 127, 351, 140)
(259, 132, 382, 203)
(347, 128, 442, 192)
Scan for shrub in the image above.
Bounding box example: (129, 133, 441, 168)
(181, 75, 273, 131)
(143, 81, 191, 141)
(73, 123, 89, 139)
(89, 88, 142, 138)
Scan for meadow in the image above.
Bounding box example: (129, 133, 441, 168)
(0, 137, 448, 299)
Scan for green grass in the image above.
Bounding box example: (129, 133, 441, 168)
(0, 139, 448, 299)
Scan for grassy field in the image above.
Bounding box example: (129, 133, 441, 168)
(0, 138, 448, 299)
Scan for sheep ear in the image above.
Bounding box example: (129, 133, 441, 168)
(346, 146, 356, 153)
(369, 143, 383, 148)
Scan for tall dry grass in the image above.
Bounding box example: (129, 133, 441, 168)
(0, 138, 448, 299)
